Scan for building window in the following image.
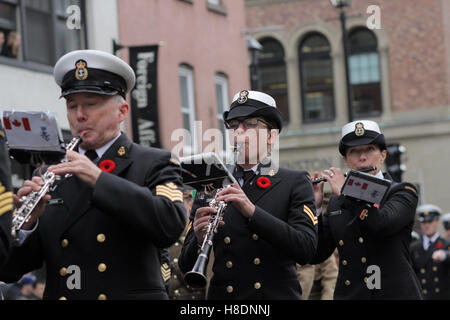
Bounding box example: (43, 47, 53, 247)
(179, 64, 197, 153)
(349, 27, 382, 118)
(299, 33, 335, 123)
(258, 37, 289, 124)
(215, 73, 229, 154)
(0, 0, 86, 65)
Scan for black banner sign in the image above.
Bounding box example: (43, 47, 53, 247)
(129, 45, 161, 148)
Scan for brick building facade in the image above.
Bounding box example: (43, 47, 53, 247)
(245, 0, 450, 210)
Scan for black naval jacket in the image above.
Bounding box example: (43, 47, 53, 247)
(312, 173, 423, 300)
(0, 123, 12, 266)
(410, 235, 450, 299)
(0, 133, 186, 300)
(179, 167, 318, 300)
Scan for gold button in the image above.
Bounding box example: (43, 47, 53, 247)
(224, 237, 231, 244)
(435, 288, 440, 293)
(253, 258, 261, 265)
(361, 257, 367, 263)
(420, 268, 426, 274)
(59, 267, 67, 276)
(174, 289, 180, 296)
(174, 242, 180, 247)
(97, 233, 106, 243)
(98, 263, 107, 272)
(358, 237, 364, 243)
(423, 289, 427, 295)
(345, 280, 351, 286)
(61, 239, 69, 248)
(226, 261, 233, 269)
(252, 234, 259, 241)
(59, 296, 67, 300)
(342, 260, 347, 266)
(338, 240, 344, 246)
(173, 258, 178, 264)
(434, 277, 439, 282)
(421, 279, 426, 284)
(364, 277, 368, 283)
(432, 266, 438, 271)
(254, 282, 261, 290)
(226, 285, 233, 293)
(98, 294, 107, 300)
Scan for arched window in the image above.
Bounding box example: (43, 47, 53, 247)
(348, 27, 382, 117)
(258, 37, 289, 124)
(299, 33, 335, 123)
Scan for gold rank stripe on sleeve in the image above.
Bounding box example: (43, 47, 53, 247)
(186, 221, 193, 234)
(161, 263, 171, 282)
(156, 184, 183, 202)
(404, 185, 417, 195)
(303, 205, 318, 225)
(0, 191, 13, 216)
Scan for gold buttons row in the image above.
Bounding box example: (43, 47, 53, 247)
(60, 234, 106, 248)
(338, 237, 364, 246)
(59, 263, 106, 276)
(226, 282, 262, 293)
(59, 294, 106, 300)
(341, 257, 366, 266)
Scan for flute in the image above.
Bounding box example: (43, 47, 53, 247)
(311, 166, 377, 184)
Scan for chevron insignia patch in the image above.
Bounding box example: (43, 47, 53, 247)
(304, 205, 318, 225)
(0, 183, 13, 216)
(156, 182, 183, 202)
(161, 263, 171, 282)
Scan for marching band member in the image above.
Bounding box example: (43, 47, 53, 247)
(0, 122, 13, 265)
(312, 120, 422, 299)
(0, 50, 186, 300)
(179, 90, 318, 299)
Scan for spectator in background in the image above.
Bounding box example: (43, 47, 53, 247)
(3, 31, 21, 59)
(442, 213, 450, 240)
(0, 31, 6, 56)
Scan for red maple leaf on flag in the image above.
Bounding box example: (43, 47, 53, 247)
(12, 119, 21, 127)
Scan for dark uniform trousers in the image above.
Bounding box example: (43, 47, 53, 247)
(312, 173, 423, 300)
(0, 123, 13, 266)
(0, 133, 186, 300)
(410, 236, 450, 299)
(179, 167, 318, 300)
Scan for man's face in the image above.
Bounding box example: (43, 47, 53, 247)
(420, 220, 440, 237)
(65, 92, 128, 150)
(228, 117, 277, 165)
(344, 144, 386, 174)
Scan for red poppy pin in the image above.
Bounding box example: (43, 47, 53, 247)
(436, 242, 443, 249)
(256, 177, 271, 189)
(99, 160, 116, 173)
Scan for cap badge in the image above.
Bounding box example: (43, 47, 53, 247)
(75, 59, 88, 81)
(354, 122, 365, 136)
(117, 146, 126, 156)
(237, 90, 249, 104)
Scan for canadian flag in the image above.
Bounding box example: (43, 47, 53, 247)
(3, 117, 31, 131)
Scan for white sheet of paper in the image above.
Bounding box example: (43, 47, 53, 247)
(2, 110, 64, 151)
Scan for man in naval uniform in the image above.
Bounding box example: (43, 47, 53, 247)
(179, 90, 318, 299)
(410, 204, 450, 299)
(311, 120, 422, 299)
(0, 122, 13, 266)
(0, 50, 186, 300)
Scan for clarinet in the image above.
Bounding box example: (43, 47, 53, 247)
(11, 136, 82, 239)
(183, 190, 228, 288)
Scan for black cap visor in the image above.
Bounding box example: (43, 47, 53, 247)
(339, 132, 386, 155)
(224, 106, 283, 131)
(60, 86, 119, 98)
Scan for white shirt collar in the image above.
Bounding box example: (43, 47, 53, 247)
(423, 233, 440, 250)
(79, 132, 122, 159)
(374, 169, 384, 179)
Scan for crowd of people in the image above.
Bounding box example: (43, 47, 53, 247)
(0, 48, 448, 300)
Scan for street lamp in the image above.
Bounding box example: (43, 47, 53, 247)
(246, 35, 263, 90)
(330, 0, 353, 122)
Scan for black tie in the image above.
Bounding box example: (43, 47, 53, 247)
(243, 170, 255, 187)
(85, 149, 98, 163)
